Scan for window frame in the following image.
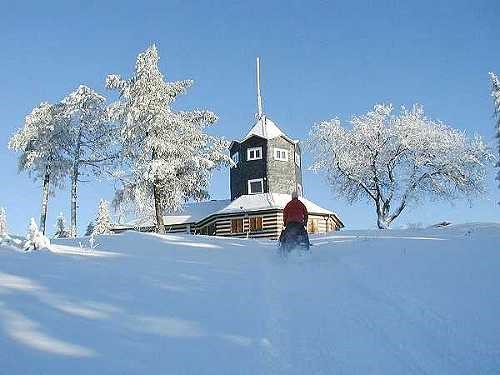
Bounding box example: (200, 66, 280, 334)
(295, 152, 301, 167)
(247, 147, 263, 161)
(274, 148, 289, 161)
(231, 151, 239, 167)
(231, 218, 244, 234)
(247, 178, 264, 194)
(249, 216, 263, 232)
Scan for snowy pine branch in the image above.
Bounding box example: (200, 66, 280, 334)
(106, 44, 231, 233)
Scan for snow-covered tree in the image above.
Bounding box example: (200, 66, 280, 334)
(107, 45, 231, 233)
(60, 85, 116, 237)
(0, 207, 7, 237)
(85, 220, 95, 236)
(54, 212, 69, 238)
(24, 217, 50, 251)
(9, 102, 70, 234)
(93, 199, 112, 235)
(490, 72, 500, 191)
(308, 104, 493, 229)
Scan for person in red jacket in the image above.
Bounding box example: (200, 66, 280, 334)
(283, 191, 308, 226)
(280, 191, 310, 249)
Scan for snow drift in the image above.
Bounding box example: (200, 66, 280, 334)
(0, 223, 499, 374)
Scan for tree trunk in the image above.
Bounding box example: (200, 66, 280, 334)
(377, 214, 390, 229)
(153, 180, 165, 234)
(150, 145, 165, 234)
(376, 198, 406, 229)
(39, 165, 50, 235)
(70, 165, 79, 237)
(70, 135, 82, 238)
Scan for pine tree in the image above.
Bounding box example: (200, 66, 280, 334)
(9, 102, 70, 234)
(490, 73, 500, 192)
(85, 221, 95, 236)
(24, 217, 50, 251)
(54, 212, 69, 238)
(93, 199, 112, 235)
(0, 207, 7, 237)
(60, 86, 116, 237)
(107, 44, 231, 233)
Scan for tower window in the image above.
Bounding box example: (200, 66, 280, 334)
(274, 148, 289, 161)
(231, 152, 239, 166)
(248, 178, 264, 194)
(295, 152, 301, 167)
(247, 147, 262, 161)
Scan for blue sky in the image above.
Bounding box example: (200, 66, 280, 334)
(0, 0, 499, 235)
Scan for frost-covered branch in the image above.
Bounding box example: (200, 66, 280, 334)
(490, 72, 500, 191)
(8, 102, 70, 234)
(107, 44, 232, 233)
(308, 104, 493, 228)
(60, 85, 117, 237)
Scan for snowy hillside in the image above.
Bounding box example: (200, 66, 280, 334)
(1, 224, 499, 374)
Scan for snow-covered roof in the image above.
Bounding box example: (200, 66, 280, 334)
(215, 193, 337, 217)
(242, 115, 297, 143)
(114, 194, 341, 229)
(117, 199, 231, 228)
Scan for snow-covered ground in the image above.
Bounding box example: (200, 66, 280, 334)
(0, 223, 499, 374)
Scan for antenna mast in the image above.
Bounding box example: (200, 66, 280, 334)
(256, 57, 263, 118)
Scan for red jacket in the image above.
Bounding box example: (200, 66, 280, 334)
(283, 198, 308, 226)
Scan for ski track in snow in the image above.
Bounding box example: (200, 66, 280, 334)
(0, 223, 499, 374)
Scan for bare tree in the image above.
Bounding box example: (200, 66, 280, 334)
(61, 85, 116, 237)
(308, 104, 493, 228)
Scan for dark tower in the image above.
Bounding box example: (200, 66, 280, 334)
(229, 58, 303, 200)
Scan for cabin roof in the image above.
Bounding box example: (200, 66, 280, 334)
(114, 193, 343, 229)
(216, 193, 335, 216)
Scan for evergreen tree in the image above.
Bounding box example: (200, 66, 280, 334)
(24, 217, 50, 251)
(54, 212, 69, 238)
(93, 199, 112, 235)
(0, 207, 7, 237)
(9, 102, 69, 234)
(107, 45, 231, 233)
(85, 221, 95, 236)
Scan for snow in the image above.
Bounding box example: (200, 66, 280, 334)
(116, 199, 231, 228)
(216, 193, 337, 216)
(116, 194, 340, 229)
(0, 223, 499, 374)
(243, 115, 296, 142)
(308, 104, 493, 229)
(107, 45, 231, 225)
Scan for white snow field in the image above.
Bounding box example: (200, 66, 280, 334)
(0, 223, 499, 374)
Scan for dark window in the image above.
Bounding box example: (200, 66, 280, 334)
(231, 219, 244, 233)
(250, 217, 263, 231)
(248, 178, 263, 194)
(208, 223, 216, 236)
(247, 147, 262, 160)
(231, 152, 239, 166)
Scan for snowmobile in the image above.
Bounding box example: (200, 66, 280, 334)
(279, 222, 310, 255)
